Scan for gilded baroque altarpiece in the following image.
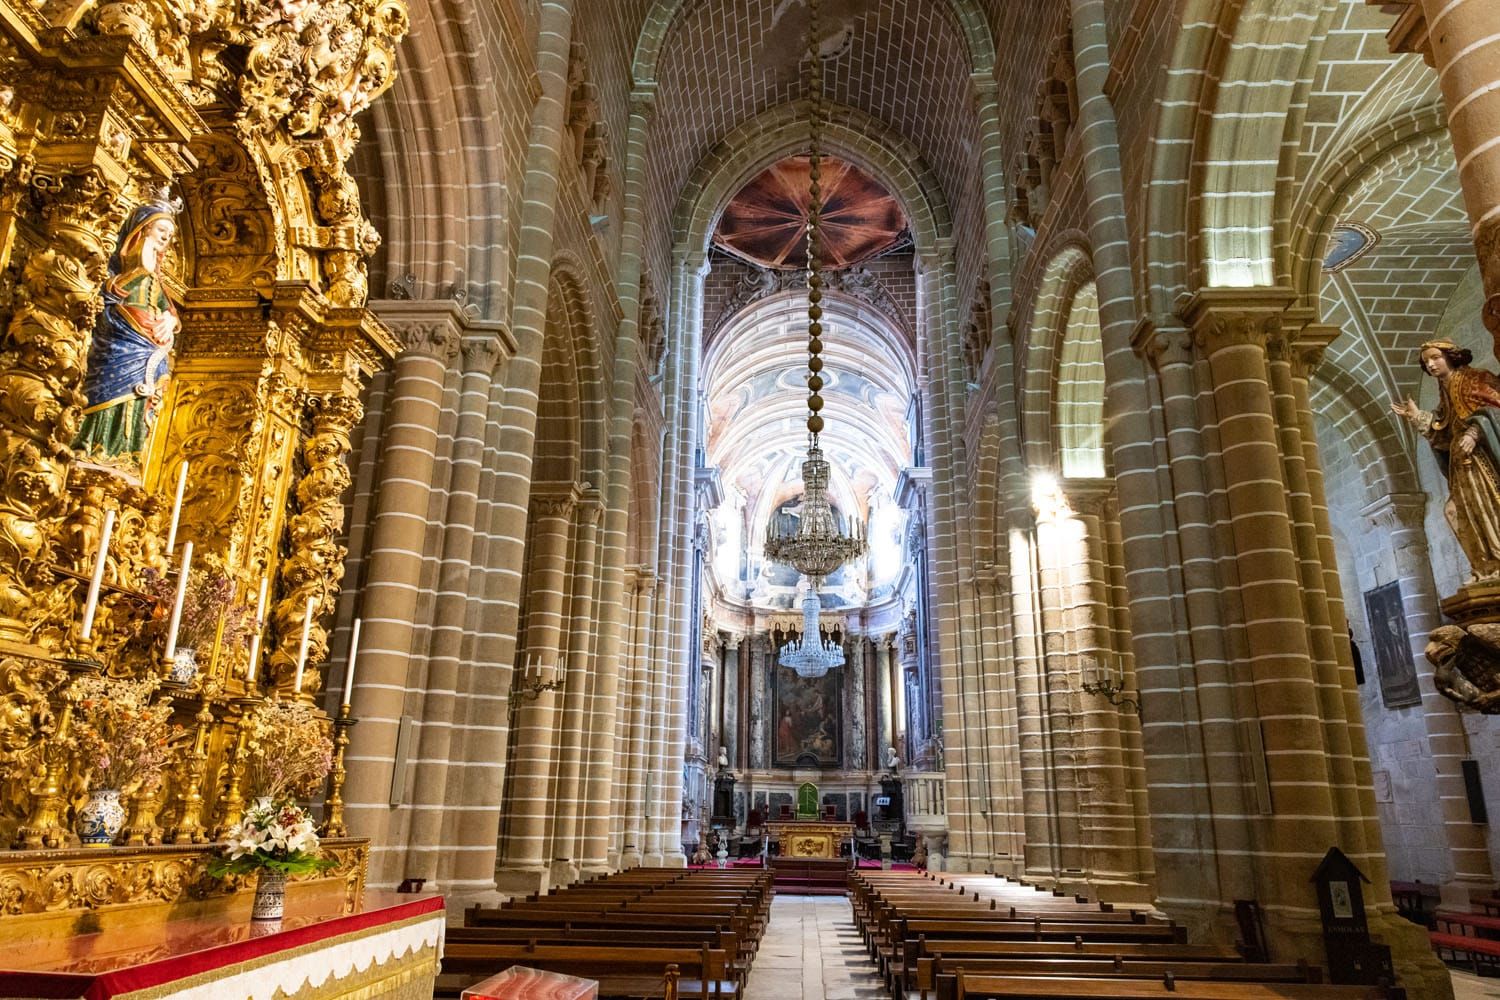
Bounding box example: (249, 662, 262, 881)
(0, 0, 406, 920)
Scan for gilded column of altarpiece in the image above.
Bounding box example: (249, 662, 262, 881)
(0, 0, 405, 919)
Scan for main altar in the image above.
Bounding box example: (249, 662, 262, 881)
(768, 820, 854, 859)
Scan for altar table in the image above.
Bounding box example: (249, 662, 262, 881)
(768, 820, 854, 859)
(0, 891, 445, 1000)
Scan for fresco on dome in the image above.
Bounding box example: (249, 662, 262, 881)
(772, 662, 843, 768)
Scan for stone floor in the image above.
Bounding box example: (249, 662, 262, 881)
(743, 896, 885, 1000)
(745, 893, 1499, 1000)
(1455, 969, 1500, 998)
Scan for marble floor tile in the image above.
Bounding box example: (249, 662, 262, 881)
(743, 895, 884, 1000)
(1454, 969, 1500, 999)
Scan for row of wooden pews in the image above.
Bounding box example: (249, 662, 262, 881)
(436, 868, 774, 1000)
(850, 870, 1407, 1000)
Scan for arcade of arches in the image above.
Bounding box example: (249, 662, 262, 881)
(4, 0, 1500, 998)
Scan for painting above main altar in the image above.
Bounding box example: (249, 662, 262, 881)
(772, 659, 842, 768)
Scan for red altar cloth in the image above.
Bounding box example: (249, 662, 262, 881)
(0, 891, 445, 999)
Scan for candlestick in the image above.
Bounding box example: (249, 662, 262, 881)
(163, 541, 193, 661)
(343, 617, 362, 707)
(164, 461, 188, 555)
(245, 578, 269, 679)
(294, 594, 314, 693)
(79, 509, 116, 641)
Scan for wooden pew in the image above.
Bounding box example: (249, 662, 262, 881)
(1431, 910, 1500, 973)
(465, 906, 757, 958)
(435, 942, 735, 1000)
(948, 970, 1403, 999)
(891, 939, 1242, 999)
(911, 956, 1317, 1000)
(447, 926, 749, 984)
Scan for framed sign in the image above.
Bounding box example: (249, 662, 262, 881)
(1364, 581, 1420, 708)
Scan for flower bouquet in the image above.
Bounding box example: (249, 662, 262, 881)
(61, 674, 181, 846)
(142, 558, 256, 681)
(208, 700, 335, 920)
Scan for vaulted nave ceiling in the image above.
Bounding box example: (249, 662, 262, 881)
(637, 0, 985, 266)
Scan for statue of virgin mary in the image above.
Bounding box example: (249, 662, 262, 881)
(73, 193, 181, 465)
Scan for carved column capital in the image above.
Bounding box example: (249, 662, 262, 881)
(530, 483, 581, 519)
(576, 486, 605, 525)
(1066, 482, 1115, 520)
(1361, 491, 1429, 533)
(369, 300, 468, 362)
(1178, 287, 1297, 357)
(1132, 315, 1194, 369)
(462, 335, 506, 374)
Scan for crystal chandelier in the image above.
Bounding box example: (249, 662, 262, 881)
(779, 584, 845, 679)
(764, 0, 865, 679)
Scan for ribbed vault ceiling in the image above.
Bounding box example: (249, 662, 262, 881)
(642, 0, 980, 258)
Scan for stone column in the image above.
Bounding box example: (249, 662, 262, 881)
(749, 634, 769, 769)
(1071, 490, 1148, 898)
(344, 309, 461, 888)
(894, 642, 910, 753)
(723, 636, 741, 771)
(1182, 294, 1339, 928)
(617, 570, 656, 869)
(847, 636, 868, 771)
(1068, 0, 1219, 926)
(497, 486, 578, 894)
(874, 639, 893, 758)
(405, 330, 507, 890)
(916, 246, 980, 870)
(1383, 0, 1500, 333)
(550, 488, 603, 885)
(1132, 318, 1253, 923)
(587, 77, 658, 874)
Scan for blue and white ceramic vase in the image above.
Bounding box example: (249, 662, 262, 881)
(77, 788, 125, 846)
(252, 868, 287, 922)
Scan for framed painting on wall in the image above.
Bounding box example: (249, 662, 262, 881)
(772, 661, 843, 768)
(1364, 581, 1421, 709)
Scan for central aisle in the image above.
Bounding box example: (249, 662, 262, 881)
(744, 895, 886, 1000)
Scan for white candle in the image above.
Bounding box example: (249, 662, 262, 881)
(163, 541, 193, 660)
(164, 461, 188, 555)
(343, 617, 362, 707)
(245, 578, 269, 678)
(294, 594, 314, 692)
(79, 509, 116, 641)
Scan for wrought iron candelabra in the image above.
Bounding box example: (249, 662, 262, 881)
(1082, 675, 1140, 715)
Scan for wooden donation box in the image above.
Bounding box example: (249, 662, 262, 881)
(0, 892, 445, 1000)
(465, 967, 600, 1000)
(769, 821, 854, 859)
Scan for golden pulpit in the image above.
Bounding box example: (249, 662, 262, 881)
(769, 821, 854, 859)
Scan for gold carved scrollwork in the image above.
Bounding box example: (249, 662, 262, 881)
(0, 169, 118, 645)
(177, 133, 277, 294)
(0, 0, 399, 923)
(0, 837, 367, 919)
(269, 391, 362, 696)
(167, 380, 258, 556)
(236, 0, 408, 140)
